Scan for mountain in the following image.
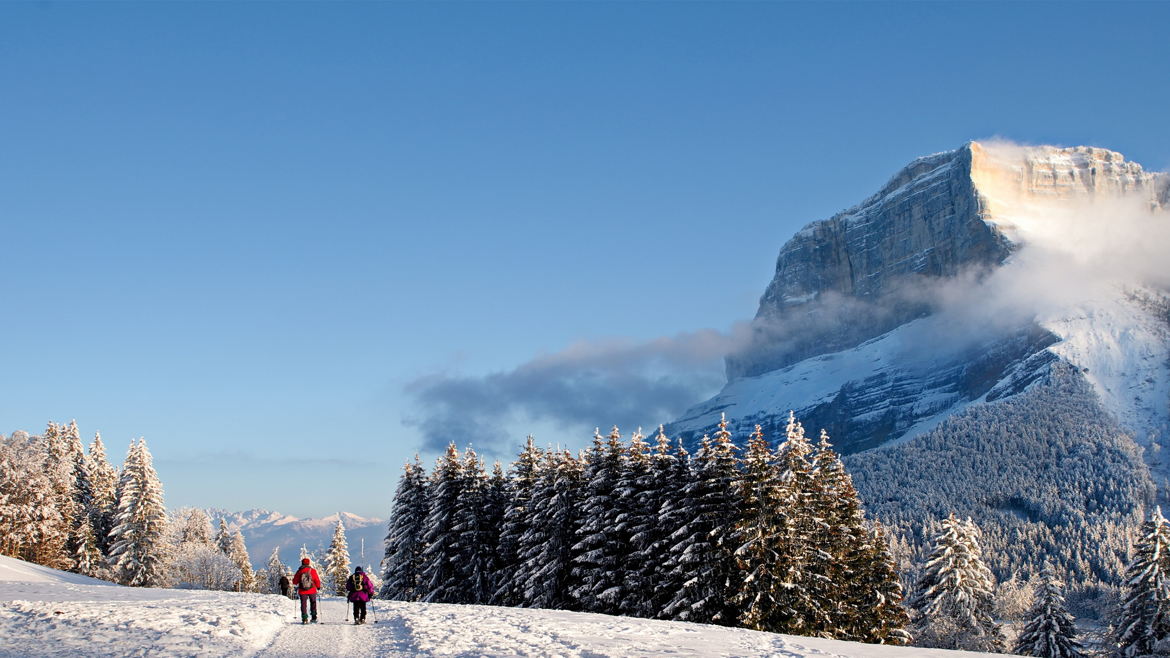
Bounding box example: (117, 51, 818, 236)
(668, 141, 1170, 598)
(205, 509, 386, 571)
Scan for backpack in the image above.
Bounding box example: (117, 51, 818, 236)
(298, 569, 313, 591)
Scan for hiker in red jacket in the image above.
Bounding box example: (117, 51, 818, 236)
(293, 558, 322, 624)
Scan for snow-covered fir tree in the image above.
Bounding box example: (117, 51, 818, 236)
(420, 443, 465, 603)
(492, 437, 543, 606)
(324, 518, 351, 596)
(614, 428, 654, 617)
(266, 547, 288, 594)
(380, 456, 429, 601)
(572, 427, 630, 614)
(911, 514, 1004, 652)
(452, 448, 496, 604)
(39, 421, 75, 569)
(730, 423, 787, 632)
(811, 430, 908, 643)
(214, 519, 233, 556)
(107, 439, 170, 587)
(1014, 562, 1084, 658)
(484, 460, 510, 595)
(518, 449, 584, 610)
(70, 513, 103, 578)
(66, 436, 103, 577)
(59, 421, 100, 571)
(772, 413, 832, 636)
(1115, 507, 1170, 658)
(85, 432, 119, 555)
(226, 528, 256, 592)
(662, 420, 741, 625)
(646, 427, 692, 619)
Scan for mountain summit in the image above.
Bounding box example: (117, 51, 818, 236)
(669, 141, 1170, 593)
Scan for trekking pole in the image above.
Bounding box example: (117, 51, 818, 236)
(370, 599, 378, 624)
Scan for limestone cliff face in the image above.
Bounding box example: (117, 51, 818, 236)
(727, 142, 1167, 380)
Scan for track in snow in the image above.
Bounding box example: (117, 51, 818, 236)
(256, 598, 409, 657)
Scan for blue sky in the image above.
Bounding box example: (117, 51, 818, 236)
(2, 1, 1167, 518)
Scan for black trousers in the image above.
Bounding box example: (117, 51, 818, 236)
(352, 600, 367, 620)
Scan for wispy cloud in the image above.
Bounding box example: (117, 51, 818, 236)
(402, 328, 748, 455)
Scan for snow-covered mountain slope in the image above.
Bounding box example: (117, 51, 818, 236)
(206, 509, 386, 571)
(0, 556, 1000, 657)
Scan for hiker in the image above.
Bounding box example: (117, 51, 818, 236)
(278, 572, 291, 598)
(346, 566, 375, 624)
(293, 558, 322, 624)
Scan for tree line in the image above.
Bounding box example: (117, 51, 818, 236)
(379, 413, 910, 644)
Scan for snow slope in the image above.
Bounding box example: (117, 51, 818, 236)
(0, 556, 999, 657)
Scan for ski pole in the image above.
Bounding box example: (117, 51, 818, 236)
(370, 599, 378, 624)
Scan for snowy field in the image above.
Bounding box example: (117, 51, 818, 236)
(0, 556, 1000, 657)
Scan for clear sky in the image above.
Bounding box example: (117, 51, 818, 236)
(2, 1, 1167, 518)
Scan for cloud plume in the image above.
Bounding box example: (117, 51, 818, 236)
(402, 328, 754, 455)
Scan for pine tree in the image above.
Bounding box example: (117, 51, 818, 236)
(1115, 507, 1170, 658)
(615, 428, 654, 617)
(227, 528, 256, 592)
(518, 449, 584, 610)
(66, 434, 102, 576)
(484, 460, 510, 596)
(647, 428, 691, 619)
(911, 514, 1004, 652)
(572, 427, 629, 614)
(419, 443, 465, 603)
(453, 447, 495, 604)
(380, 456, 430, 601)
(70, 516, 103, 578)
(812, 430, 909, 643)
(266, 547, 287, 594)
(662, 420, 741, 625)
(36, 422, 73, 569)
(770, 413, 832, 636)
(324, 518, 351, 596)
(215, 519, 233, 555)
(86, 432, 119, 555)
(731, 423, 787, 632)
(493, 437, 543, 606)
(107, 439, 169, 587)
(1014, 562, 1084, 658)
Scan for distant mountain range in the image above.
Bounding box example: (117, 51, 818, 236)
(204, 509, 386, 572)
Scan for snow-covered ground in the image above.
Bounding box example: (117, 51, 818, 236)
(0, 555, 1000, 657)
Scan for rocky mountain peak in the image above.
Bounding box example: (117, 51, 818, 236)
(726, 141, 1166, 381)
